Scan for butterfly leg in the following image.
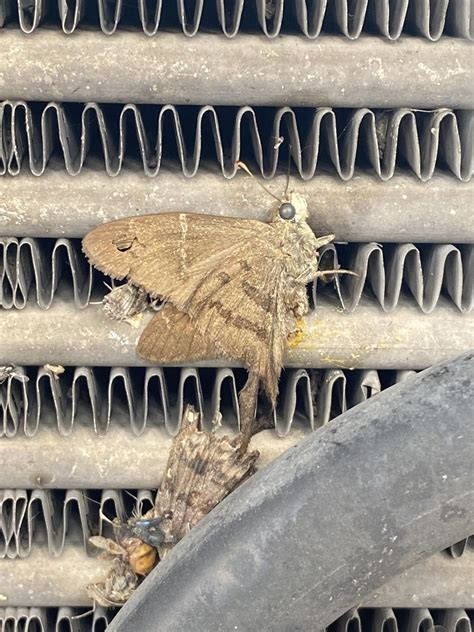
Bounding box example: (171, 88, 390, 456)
(314, 234, 335, 248)
(314, 269, 356, 280)
(297, 258, 357, 283)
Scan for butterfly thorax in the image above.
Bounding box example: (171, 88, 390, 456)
(266, 192, 325, 340)
(272, 217, 320, 284)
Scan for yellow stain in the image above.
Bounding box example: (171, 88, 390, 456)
(125, 313, 144, 329)
(288, 318, 306, 348)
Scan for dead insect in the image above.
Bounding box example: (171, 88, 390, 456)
(87, 405, 258, 606)
(86, 557, 139, 607)
(86, 518, 158, 607)
(102, 281, 149, 323)
(130, 514, 167, 548)
(82, 169, 352, 443)
(0, 365, 29, 384)
(42, 364, 65, 380)
(114, 524, 158, 576)
(90, 517, 158, 577)
(139, 405, 259, 558)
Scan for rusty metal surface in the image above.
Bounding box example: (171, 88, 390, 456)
(0, 295, 472, 369)
(1, 33, 473, 107)
(1, 169, 473, 243)
(0, 0, 472, 39)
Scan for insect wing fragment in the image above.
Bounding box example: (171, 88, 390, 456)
(154, 406, 259, 557)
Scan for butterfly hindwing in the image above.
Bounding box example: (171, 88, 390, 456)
(136, 304, 220, 363)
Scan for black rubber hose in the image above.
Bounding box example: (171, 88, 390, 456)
(109, 353, 474, 631)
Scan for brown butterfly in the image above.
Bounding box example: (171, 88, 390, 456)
(82, 171, 347, 442)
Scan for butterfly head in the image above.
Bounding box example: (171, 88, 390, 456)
(235, 161, 309, 224)
(275, 191, 309, 224)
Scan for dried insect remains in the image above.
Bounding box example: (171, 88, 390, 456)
(102, 282, 150, 323)
(87, 405, 259, 607)
(0, 365, 29, 384)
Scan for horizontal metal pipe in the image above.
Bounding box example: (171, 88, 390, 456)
(1, 170, 473, 243)
(0, 297, 472, 369)
(2, 0, 471, 40)
(0, 427, 305, 488)
(0, 546, 471, 608)
(1, 32, 472, 107)
(0, 546, 110, 607)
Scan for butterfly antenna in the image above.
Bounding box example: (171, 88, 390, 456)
(284, 145, 291, 198)
(236, 161, 282, 203)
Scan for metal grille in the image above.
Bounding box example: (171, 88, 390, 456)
(1, 102, 472, 180)
(0, 0, 472, 39)
(1, 365, 416, 437)
(0, 607, 471, 631)
(1, 487, 472, 559)
(1, 238, 472, 311)
(0, 0, 473, 624)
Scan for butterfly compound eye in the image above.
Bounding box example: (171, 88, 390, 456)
(279, 203, 296, 220)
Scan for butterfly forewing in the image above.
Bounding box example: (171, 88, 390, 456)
(82, 208, 324, 411)
(82, 213, 270, 301)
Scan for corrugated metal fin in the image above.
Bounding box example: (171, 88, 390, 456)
(0, 607, 471, 629)
(0, 365, 417, 437)
(0, 0, 472, 618)
(0, 0, 471, 40)
(1, 488, 471, 559)
(1, 103, 472, 181)
(1, 238, 472, 312)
